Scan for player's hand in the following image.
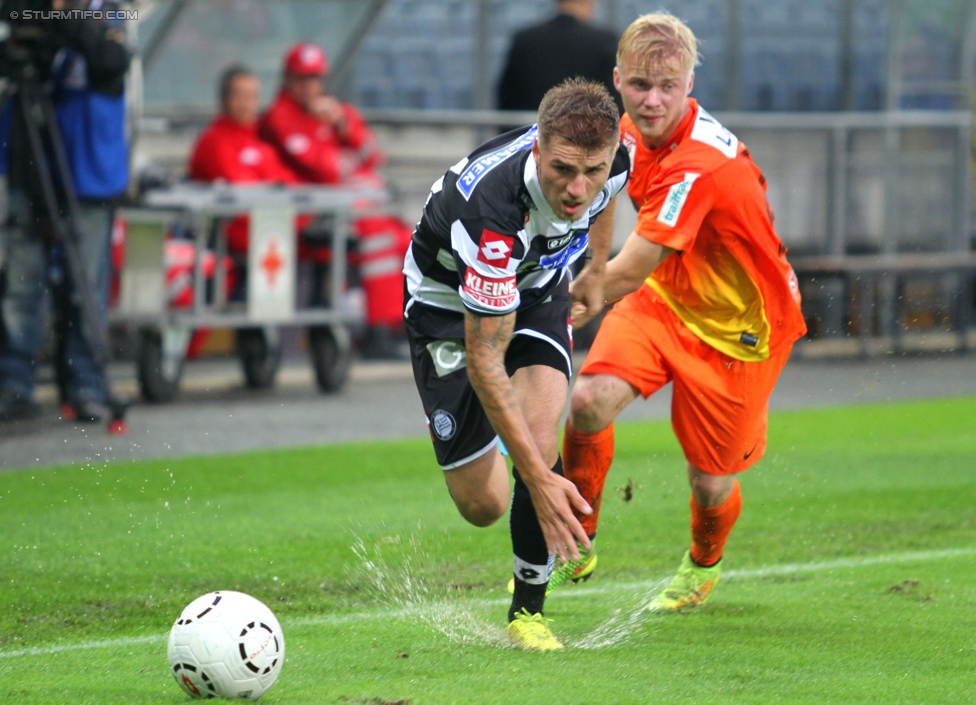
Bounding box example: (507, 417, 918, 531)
(569, 266, 605, 329)
(310, 95, 346, 127)
(525, 471, 593, 563)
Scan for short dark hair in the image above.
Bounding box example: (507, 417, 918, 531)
(219, 64, 256, 104)
(537, 78, 620, 152)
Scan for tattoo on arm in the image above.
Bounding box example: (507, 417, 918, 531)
(464, 311, 518, 414)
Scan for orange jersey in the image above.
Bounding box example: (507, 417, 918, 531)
(621, 99, 806, 361)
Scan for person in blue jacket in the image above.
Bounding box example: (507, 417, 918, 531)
(0, 0, 131, 422)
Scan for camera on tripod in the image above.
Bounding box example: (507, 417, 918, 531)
(0, 0, 88, 78)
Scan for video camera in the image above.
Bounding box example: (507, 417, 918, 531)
(0, 0, 87, 78)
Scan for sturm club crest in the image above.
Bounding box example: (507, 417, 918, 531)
(430, 409, 457, 441)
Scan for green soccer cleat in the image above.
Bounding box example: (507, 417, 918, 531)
(507, 609, 563, 651)
(648, 551, 722, 611)
(506, 545, 598, 596)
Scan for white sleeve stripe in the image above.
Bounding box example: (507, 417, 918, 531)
(606, 170, 629, 200)
(459, 265, 520, 313)
(450, 219, 483, 270)
(691, 107, 739, 158)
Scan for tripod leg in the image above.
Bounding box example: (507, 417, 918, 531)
(18, 81, 111, 368)
(0, 192, 48, 403)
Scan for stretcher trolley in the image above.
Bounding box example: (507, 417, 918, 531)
(115, 182, 387, 402)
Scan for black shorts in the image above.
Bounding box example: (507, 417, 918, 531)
(406, 279, 573, 470)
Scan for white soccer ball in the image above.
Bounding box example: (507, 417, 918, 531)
(168, 591, 285, 700)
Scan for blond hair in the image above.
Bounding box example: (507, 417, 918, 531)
(617, 12, 701, 75)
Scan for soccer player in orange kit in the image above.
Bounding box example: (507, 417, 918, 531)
(558, 12, 808, 610)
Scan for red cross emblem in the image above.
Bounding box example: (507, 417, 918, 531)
(260, 240, 284, 288)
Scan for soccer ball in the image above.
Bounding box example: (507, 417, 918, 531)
(168, 591, 285, 700)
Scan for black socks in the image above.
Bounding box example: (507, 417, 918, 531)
(508, 455, 564, 621)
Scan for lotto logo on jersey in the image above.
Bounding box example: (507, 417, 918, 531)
(476, 230, 514, 268)
(463, 270, 517, 309)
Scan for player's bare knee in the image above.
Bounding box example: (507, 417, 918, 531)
(688, 463, 735, 506)
(457, 495, 506, 527)
(569, 381, 610, 433)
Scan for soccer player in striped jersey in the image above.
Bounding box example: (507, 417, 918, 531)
(403, 79, 629, 649)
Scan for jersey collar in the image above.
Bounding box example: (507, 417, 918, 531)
(524, 149, 557, 222)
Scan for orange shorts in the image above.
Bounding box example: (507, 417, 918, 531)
(580, 285, 792, 475)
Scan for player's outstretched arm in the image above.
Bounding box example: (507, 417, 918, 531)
(602, 232, 674, 304)
(570, 196, 617, 329)
(464, 310, 592, 561)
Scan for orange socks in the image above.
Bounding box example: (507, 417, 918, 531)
(564, 421, 741, 563)
(689, 480, 742, 567)
(562, 422, 615, 538)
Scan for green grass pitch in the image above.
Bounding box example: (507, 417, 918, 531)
(1, 397, 975, 703)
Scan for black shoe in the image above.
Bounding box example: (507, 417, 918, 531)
(0, 389, 40, 422)
(360, 326, 409, 361)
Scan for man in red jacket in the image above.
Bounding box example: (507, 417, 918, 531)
(182, 66, 297, 357)
(259, 43, 411, 358)
(190, 65, 297, 254)
(259, 43, 381, 186)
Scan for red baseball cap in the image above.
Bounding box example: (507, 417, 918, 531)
(284, 43, 328, 76)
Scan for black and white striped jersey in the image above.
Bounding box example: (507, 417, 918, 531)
(402, 125, 630, 336)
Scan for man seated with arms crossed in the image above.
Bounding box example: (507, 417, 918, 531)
(260, 43, 410, 358)
(403, 79, 629, 649)
(556, 12, 807, 610)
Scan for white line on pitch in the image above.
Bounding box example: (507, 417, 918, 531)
(727, 546, 976, 579)
(0, 635, 162, 659)
(2, 545, 973, 660)
(551, 545, 976, 600)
